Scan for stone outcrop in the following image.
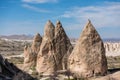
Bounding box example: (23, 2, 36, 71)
(23, 33, 42, 72)
(104, 42, 120, 56)
(54, 20, 73, 70)
(36, 20, 55, 75)
(0, 54, 34, 80)
(68, 20, 108, 77)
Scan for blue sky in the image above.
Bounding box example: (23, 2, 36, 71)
(0, 0, 120, 39)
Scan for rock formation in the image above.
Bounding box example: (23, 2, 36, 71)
(23, 33, 42, 72)
(54, 20, 73, 70)
(68, 20, 108, 77)
(0, 54, 34, 80)
(36, 20, 73, 75)
(31, 33, 42, 54)
(104, 42, 120, 56)
(36, 20, 56, 75)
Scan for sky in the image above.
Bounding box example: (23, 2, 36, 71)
(0, 0, 120, 39)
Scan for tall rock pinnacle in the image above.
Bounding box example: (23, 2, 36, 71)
(36, 20, 55, 75)
(23, 33, 42, 72)
(68, 20, 108, 77)
(44, 20, 55, 40)
(31, 33, 42, 53)
(54, 20, 73, 70)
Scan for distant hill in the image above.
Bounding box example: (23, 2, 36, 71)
(103, 38, 120, 42)
(0, 35, 120, 42)
(0, 34, 33, 40)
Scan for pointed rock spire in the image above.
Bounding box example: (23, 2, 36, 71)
(31, 33, 42, 53)
(23, 33, 42, 72)
(55, 20, 63, 36)
(33, 33, 42, 42)
(36, 20, 56, 75)
(44, 20, 55, 40)
(68, 20, 108, 77)
(54, 20, 73, 70)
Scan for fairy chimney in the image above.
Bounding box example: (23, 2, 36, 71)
(68, 20, 108, 77)
(36, 20, 56, 75)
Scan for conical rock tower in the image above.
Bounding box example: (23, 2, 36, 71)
(54, 20, 73, 70)
(68, 20, 108, 77)
(36, 20, 56, 75)
(23, 33, 42, 72)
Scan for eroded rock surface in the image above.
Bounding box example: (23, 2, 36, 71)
(36, 20, 56, 75)
(24, 33, 42, 72)
(68, 20, 108, 78)
(36, 20, 73, 75)
(54, 21, 73, 70)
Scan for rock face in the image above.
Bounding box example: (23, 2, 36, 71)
(24, 33, 42, 72)
(0, 54, 34, 80)
(54, 21, 73, 70)
(68, 20, 108, 77)
(36, 20, 55, 75)
(104, 42, 120, 56)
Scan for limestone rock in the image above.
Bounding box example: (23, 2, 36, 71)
(36, 20, 56, 75)
(24, 33, 42, 72)
(54, 20, 73, 70)
(68, 20, 108, 77)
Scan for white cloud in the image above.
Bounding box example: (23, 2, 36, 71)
(22, 0, 58, 3)
(61, 2, 120, 28)
(22, 4, 50, 13)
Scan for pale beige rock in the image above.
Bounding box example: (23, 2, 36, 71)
(54, 20, 73, 70)
(90, 71, 120, 80)
(23, 33, 42, 72)
(68, 20, 108, 78)
(31, 33, 42, 54)
(36, 20, 73, 75)
(36, 20, 56, 75)
(112, 71, 120, 80)
(104, 42, 120, 56)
